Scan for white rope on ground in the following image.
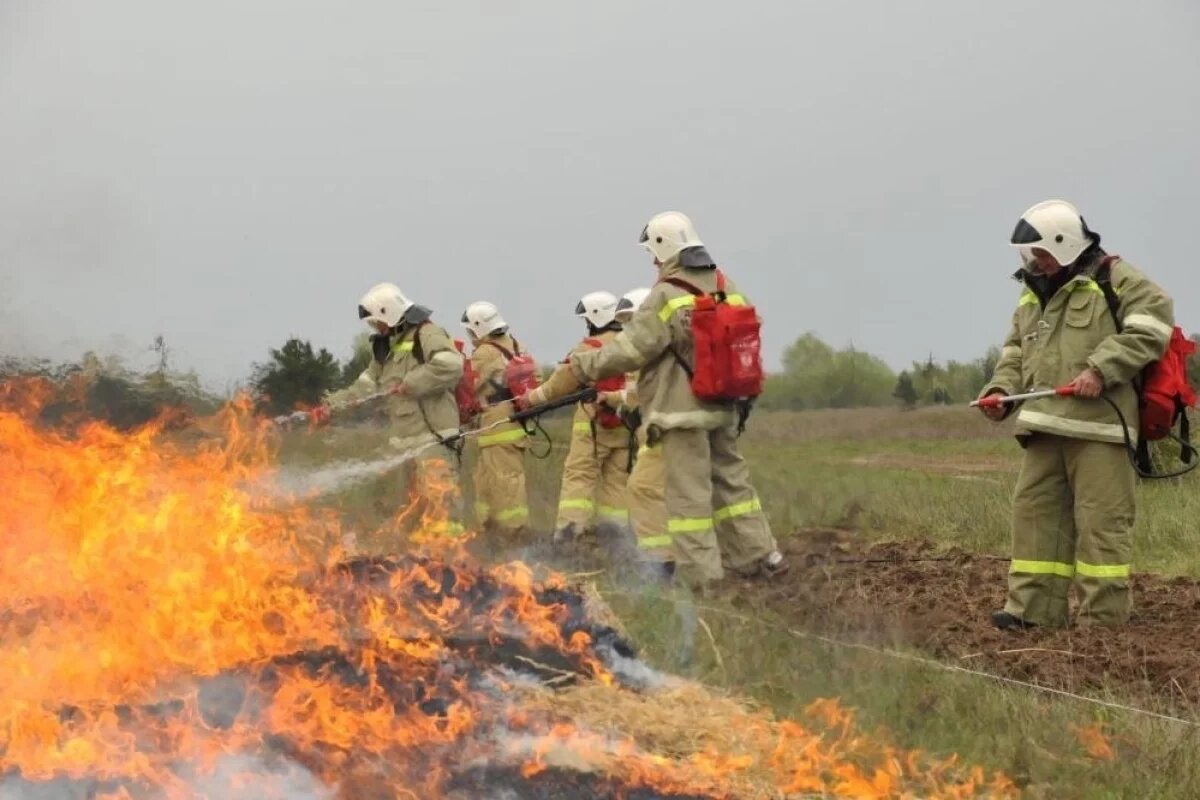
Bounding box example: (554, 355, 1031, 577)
(600, 587, 1200, 729)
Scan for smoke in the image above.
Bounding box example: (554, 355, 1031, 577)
(263, 442, 440, 498)
(0, 755, 334, 800)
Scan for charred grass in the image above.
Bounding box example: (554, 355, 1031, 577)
(279, 406, 1200, 797)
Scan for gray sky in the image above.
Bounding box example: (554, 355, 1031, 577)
(2, 1, 1198, 389)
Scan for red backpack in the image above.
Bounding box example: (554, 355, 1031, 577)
(662, 269, 765, 402)
(451, 339, 482, 424)
(1098, 256, 1197, 476)
(582, 337, 626, 429)
(481, 339, 541, 399)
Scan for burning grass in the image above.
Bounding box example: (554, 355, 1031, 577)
(0, 387, 1017, 798)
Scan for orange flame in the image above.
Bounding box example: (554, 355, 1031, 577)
(0, 387, 1014, 798)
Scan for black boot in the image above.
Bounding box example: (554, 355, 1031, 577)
(991, 611, 1037, 631)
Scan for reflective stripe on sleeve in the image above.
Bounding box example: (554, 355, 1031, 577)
(1123, 313, 1173, 340)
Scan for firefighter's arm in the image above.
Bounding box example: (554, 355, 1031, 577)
(571, 304, 668, 385)
(977, 309, 1024, 418)
(1087, 264, 1174, 388)
(324, 360, 383, 411)
(403, 326, 464, 398)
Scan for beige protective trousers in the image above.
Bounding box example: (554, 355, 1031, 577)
(472, 436, 530, 535)
(555, 412, 631, 531)
(1006, 434, 1136, 626)
(628, 440, 670, 562)
(659, 422, 777, 583)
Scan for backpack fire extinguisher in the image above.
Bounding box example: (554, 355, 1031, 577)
(481, 339, 541, 400)
(582, 337, 627, 429)
(662, 269, 766, 404)
(1097, 256, 1197, 478)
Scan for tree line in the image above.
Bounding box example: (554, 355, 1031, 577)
(4, 330, 1198, 421)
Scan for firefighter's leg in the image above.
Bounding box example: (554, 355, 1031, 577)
(1066, 439, 1136, 625)
(660, 427, 723, 585)
(474, 441, 530, 541)
(628, 441, 671, 565)
(554, 418, 599, 539)
(1005, 435, 1075, 627)
(708, 422, 777, 574)
(594, 440, 632, 558)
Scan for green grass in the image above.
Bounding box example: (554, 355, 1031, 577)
(276, 405, 1200, 797)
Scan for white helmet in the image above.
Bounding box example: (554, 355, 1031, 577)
(1010, 200, 1096, 267)
(357, 282, 413, 329)
(575, 291, 619, 329)
(639, 211, 703, 264)
(461, 301, 507, 338)
(615, 287, 651, 321)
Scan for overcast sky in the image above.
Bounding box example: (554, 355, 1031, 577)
(2, 1, 1198, 389)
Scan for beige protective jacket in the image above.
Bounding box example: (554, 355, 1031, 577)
(568, 260, 750, 432)
(326, 321, 463, 450)
(981, 255, 1174, 444)
(470, 333, 528, 449)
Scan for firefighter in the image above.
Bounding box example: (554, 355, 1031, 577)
(322, 282, 466, 545)
(608, 287, 672, 578)
(522, 213, 786, 585)
(979, 200, 1175, 628)
(551, 291, 634, 549)
(461, 301, 531, 543)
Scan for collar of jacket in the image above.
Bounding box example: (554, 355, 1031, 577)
(1012, 248, 1109, 302)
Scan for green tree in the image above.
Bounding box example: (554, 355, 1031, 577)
(251, 338, 342, 414)
(893, 371, 918, 409)
(758, 333, 896, 410)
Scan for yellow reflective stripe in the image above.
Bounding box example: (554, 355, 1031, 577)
(1123, 313, 1173, 339)
(1010, 559, 1074, 578)
(638, 535, 673, 549)
(714, 496, 762, 522)
(478, 428, 529, 447)
(637, 444, 658, 456)
(1018, 292, 1038, 307)
(1076, 561, 1131, 579)
(558, 498, 594, 511)
(1016, 410, 1125, 442)
(392, 339, 415, 355)
(598, 505, 628, 520)
(668, 516, 713, 533)
(1073, 279, 1103, 295)
(658, 295, 696, 322)
(494, 505, 529, 522)
(573, 421, 593, 433)
(725, 293, 747, 306)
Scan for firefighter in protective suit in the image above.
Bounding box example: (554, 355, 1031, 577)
(323, 283, 466, 545)
(607, 287, 672, 577)
(461, 301, 531, 541)
(552, 291, 634, 548)
(523, 213, 786, 585)
(980, 200, 1175, 628)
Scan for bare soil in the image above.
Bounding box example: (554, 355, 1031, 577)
(742, 531, 1200, 714)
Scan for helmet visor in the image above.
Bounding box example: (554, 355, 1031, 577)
(1010, 218, 1043, 246)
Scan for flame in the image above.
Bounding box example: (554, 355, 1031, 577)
(0, 386, 1014, 798)
(1070, 722, 1117, 761)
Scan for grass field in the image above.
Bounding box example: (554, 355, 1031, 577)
(278, 405, 1200, 798)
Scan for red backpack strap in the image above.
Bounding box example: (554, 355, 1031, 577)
(583, 337, 604, 349)
(715, 269, 727, 293)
